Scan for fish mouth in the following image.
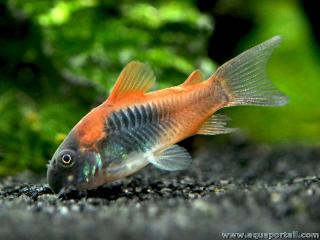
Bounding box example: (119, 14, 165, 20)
(47, 166, 80, 195)
(48, 176, 77, 195)
(57, 186, 79, 198)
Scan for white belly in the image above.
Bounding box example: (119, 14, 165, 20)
(79, 151, 150, 190)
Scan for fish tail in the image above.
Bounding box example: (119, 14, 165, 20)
(210, 36, 288, 107)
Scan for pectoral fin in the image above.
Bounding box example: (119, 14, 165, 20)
(149, 145, 192, 171)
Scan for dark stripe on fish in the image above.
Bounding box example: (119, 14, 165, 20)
(104, 103, 171, 155)
(106, 103, 161, 132)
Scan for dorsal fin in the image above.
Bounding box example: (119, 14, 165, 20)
(109, 61, 156, 101)
(181, 70, 204, 87)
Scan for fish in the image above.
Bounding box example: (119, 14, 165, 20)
(47, 36, 288, 194)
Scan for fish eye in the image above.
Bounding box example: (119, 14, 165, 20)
(59, 151, 75, 167)
(62, 154, 72, 164)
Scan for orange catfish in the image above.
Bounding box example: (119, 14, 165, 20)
(47, 36, 287, 194)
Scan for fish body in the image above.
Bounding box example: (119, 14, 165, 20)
(75, 78, 222, 190)
(47, 36, 288, 194)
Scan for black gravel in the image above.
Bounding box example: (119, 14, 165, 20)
(1, 139, 320, 240)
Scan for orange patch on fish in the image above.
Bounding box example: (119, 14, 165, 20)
(75, 106, 107, 150)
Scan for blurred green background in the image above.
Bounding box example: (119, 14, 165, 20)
(0, 0, 319, 175)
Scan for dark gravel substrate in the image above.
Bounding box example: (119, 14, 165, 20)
(1, 139, 320, 240)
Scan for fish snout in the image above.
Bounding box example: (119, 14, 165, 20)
(47, 162, 79, 194)
(47, 166, 64, 194)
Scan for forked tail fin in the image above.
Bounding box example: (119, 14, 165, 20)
(212, 36, 288, 107)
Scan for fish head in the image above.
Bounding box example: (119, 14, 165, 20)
(47, 131, 99, 194)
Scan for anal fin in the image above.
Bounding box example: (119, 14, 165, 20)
(149, 145, 192, 171)
(197, 114, 236, 135)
